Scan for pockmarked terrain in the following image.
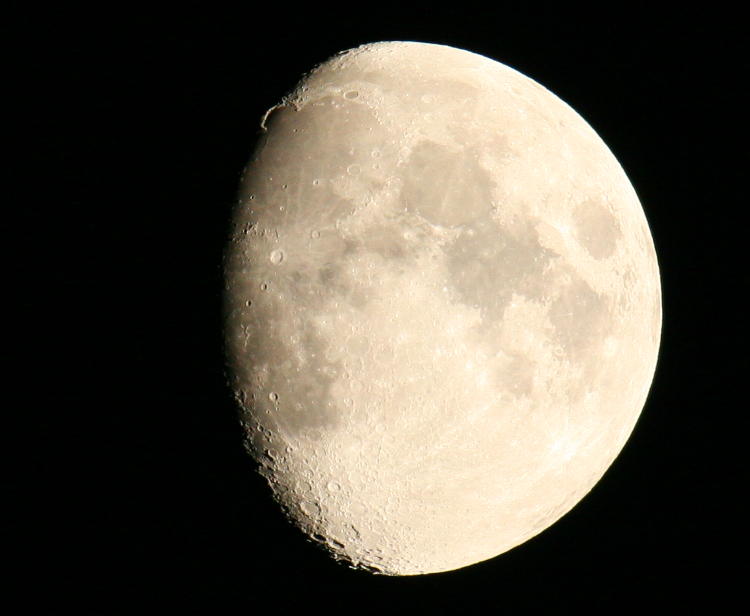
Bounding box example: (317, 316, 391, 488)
(224, 42, 661, 575)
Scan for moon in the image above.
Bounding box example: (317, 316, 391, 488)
(223, 41, 661, 575)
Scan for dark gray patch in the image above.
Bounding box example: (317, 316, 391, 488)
(572, 200, 622, 259)
(315, 254, 373, 311)
(318, 261, 347, 291)
(547, 278, 610, 364)
(445, 217, 555, 323)
(359, 224, 408, 261)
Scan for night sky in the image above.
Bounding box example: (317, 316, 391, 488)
(18, 4, 742, 613)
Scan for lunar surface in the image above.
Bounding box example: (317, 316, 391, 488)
(223, 41, 661, 575)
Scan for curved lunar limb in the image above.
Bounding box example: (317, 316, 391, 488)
(224, 41, 661, 575)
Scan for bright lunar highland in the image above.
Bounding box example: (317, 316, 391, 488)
(224, 41, 661, 575)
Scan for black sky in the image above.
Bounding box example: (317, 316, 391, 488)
(18, 4, 744, 613)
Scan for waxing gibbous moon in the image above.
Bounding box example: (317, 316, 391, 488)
(223, 41, 661, 575)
